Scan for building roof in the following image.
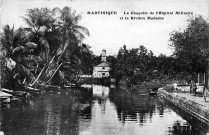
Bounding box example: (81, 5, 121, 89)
(95, 61, 110, 67)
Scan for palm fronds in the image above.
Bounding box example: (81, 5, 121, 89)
(12, 46, 25, 54)
(2, 6, 91, 87)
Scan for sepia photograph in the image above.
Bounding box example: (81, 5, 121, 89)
(0, 0, 209, 134)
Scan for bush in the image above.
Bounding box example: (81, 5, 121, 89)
(163, 85, 175, 93)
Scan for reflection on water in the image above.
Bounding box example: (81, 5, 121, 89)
(92, 85, 109, 98)
(0, 85, 209, 135)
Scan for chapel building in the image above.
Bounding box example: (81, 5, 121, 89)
(93, 49, 110, 78)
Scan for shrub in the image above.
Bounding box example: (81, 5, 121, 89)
(163, 85, 175, 93)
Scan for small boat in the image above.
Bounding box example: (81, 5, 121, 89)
(26, 85, 59, 93)
(64, 83, 76, 88)
(26, 86, 40, 91)
(2, 88, 28, 98)
(0, 91, 13, 103)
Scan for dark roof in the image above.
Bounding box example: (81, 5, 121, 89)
(95, 61, 110, 67)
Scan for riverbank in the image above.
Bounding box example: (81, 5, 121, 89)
(158, 87, 209, 126)
(79, 77, 111, 86)
(118, 80, 163, 94)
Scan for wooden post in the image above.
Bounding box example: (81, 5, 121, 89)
(198, 73, 200, 84)
(0, 67, 1, 91)
(204, 73, 205, 84)
(205, 18, 209, 91)
(205, 59, 209, 90)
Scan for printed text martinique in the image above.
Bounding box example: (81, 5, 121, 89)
(87, 11, 117, 15)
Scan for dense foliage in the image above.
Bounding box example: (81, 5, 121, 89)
(0, 7, 93, 89)
(110, 16, 209, 87)
(169, 16, 209, 74)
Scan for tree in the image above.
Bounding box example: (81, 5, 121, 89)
(40, 6, 90, 86)
(169, 15, 209, 75)
(0, 25, 42, 88)
(1, 6, 91, 89)
(112, 45, 158, 87)
(22, 8, 54, 63)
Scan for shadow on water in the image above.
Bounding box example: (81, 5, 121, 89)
(1, 87, 93, 135)
(109, 86, 209, 135)
(0, 84, 209, 135)
(109, 88, 155, 124)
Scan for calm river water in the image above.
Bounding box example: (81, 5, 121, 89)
(0, 85, 209, 135)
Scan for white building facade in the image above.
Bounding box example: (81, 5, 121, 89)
(93, 49, 110, 78)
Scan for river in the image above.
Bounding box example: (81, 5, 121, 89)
(0, 85, 208, 135)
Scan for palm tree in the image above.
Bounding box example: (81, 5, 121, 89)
(22, 8, 54, 63)
(0, 25, 42, 85)
(1, 6, 90, 88)
(43, 6, 90, 86)
(20, 8, 59, 86)
(27, 6, 90, 86)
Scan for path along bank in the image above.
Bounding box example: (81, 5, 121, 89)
(158, 87, 209, 126)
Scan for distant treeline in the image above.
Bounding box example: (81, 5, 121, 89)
(108, 15, 209, 87)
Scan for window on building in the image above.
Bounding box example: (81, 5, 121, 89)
(102, 73, 105, 76)
(102, 67, 105, 70)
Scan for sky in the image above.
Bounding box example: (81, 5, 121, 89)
(0, 0, 208, 56)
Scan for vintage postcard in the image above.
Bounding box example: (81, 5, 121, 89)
(0, 0, 209, 135)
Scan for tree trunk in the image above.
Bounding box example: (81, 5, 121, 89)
(45, 62, 63, 85)
(207, 60, 209, 89)
(30, 66, 46, 86)
(204, 60, 209, 94)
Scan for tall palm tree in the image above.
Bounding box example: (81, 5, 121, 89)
(21, 8, 59, 86)
(1, 6, 91, 88)
(43, 6, 90, 85)
(22, 8, 54, 63)
(0, 25, 42, 85)
(28, 6, 90, 86)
